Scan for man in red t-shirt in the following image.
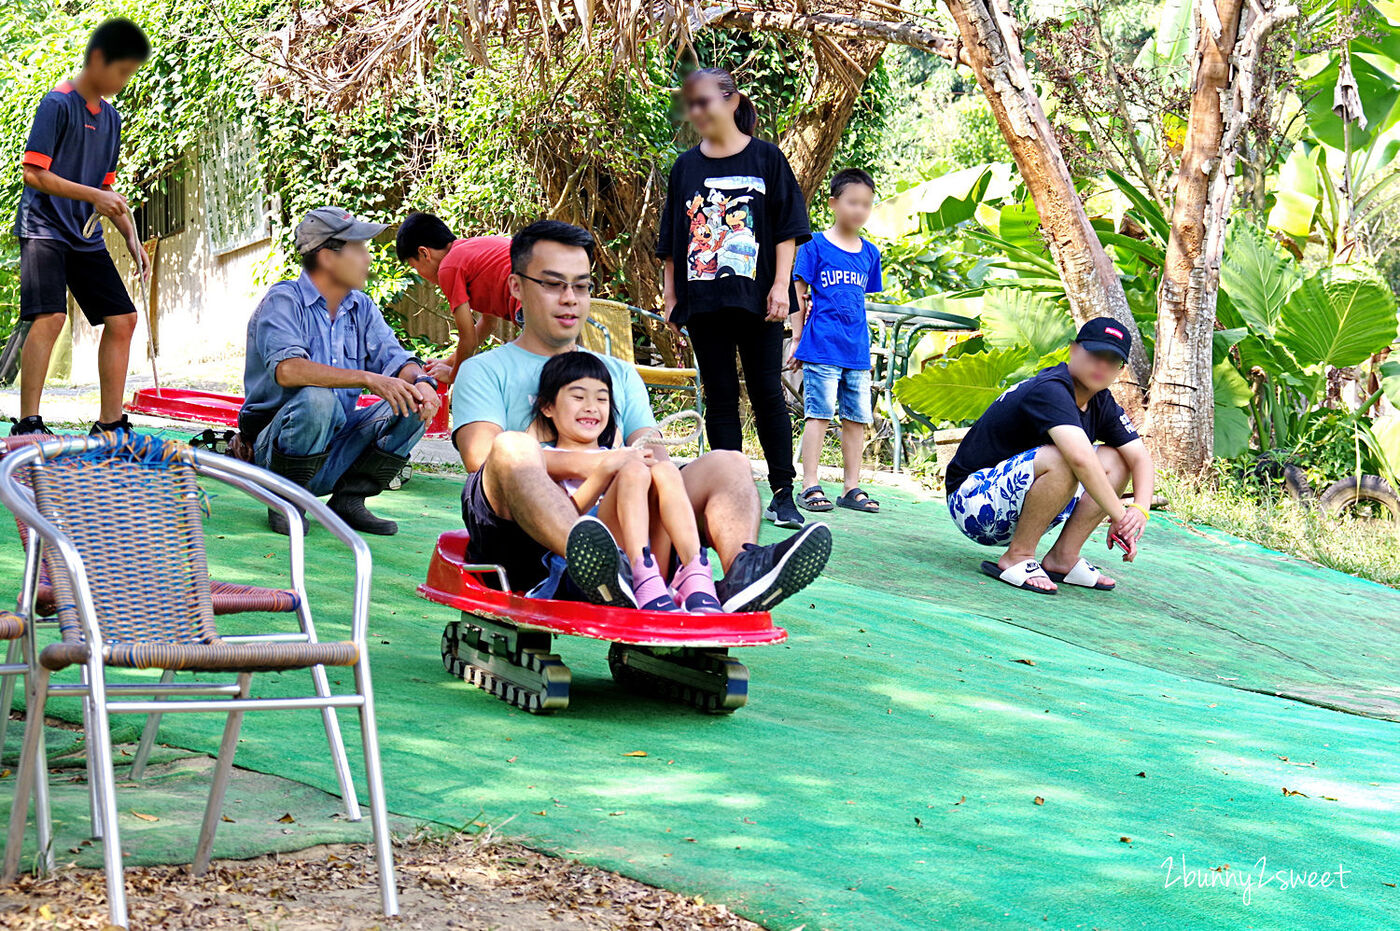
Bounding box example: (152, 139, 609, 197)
(396, 212, 520, 385)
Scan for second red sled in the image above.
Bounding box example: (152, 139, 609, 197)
(418, 530, 788, 714)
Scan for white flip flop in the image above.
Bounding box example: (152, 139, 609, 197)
(1044, 557, 1116, 591)
(979, 559, 1057, 595)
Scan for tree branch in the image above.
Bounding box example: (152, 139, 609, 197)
(694, 7, 973, 67)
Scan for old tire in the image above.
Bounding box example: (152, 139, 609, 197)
(1317, 475, 1400, 522)
(1283, 464, 1314, 506)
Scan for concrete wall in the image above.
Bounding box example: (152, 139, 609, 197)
(64, 157, 276, 388)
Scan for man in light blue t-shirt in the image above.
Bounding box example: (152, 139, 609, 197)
(452, 220, 831, 611)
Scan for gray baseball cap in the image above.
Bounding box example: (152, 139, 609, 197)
(294, 206, 389, 255)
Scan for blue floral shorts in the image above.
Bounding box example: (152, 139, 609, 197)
(947, 447, 1081, 547)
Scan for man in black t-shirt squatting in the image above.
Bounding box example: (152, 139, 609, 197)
(944, 318, 1155, 594)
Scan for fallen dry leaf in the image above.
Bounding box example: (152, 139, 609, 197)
(131, 811, 159, 823)
(1033, 796, 1045, 806)
(1282, 787, 1308, 798)
(277, 812, 296, 823)
(622, 751, 647, 757)
(1120, 836, 1132, 843)
(1013, 659, 1036, 666)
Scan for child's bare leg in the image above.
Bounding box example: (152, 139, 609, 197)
(841, 419, 865, 493)
(650, 461, 701, 565)
(96, 312, 137, 422)
(799, 418, 828, 489)
(18, 313, 67, 419)
(595, 459, 653, 562)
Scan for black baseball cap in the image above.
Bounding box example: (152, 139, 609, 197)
(1075, 316, 1132, 362)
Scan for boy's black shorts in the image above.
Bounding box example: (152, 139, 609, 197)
(20, 237, 136, 326)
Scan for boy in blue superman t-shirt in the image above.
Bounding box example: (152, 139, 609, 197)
(788, 168, 883, 515)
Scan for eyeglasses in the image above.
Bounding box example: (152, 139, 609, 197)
(516, 272, 595, 297)
(685, 91, 732, 113)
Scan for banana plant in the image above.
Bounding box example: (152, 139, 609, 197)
(892, 289, 1075, 424)
(1218, 219, 1400, 456)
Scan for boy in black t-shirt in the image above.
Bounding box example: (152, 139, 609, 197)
(11, 19, 151, 437)
(945, 318, 1155, 594)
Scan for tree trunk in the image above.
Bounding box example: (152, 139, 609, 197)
(1145, 0, 1296, 475)
(941, 0, 1147, 421)
(781, 39, 887, 201)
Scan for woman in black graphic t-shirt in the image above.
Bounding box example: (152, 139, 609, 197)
(657, 68, 811, 529)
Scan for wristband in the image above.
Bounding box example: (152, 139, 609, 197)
(1127, 502, 1150, 521)
(414, 375, 439, 389)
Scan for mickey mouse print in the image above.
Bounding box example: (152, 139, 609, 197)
(684, 175, 764, 281)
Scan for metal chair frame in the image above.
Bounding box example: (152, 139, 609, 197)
(584, 301, 706, 450)
(0, 436, 397, 926)
(0, 438, 363, 824)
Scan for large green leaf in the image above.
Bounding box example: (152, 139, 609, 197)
(1276, 265, 1400, 368)
(1219, 219, 1302, 337)
(979, 289, 1075, 359)
(1214, 358, 1254, 457)
(1380, 359, 1400, 407)
(1214, 405, 1252, 458)
(1301, 8, 1400, 151)
(866, 163, 1014, 238)
(1212, 327, 1250, 364)
(894, 347, 1030, 423)
(1214, 358, 1254, 408)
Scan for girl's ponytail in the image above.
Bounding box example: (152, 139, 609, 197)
(733, 92, 758, 136)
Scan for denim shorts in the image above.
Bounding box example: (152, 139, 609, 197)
(946, 447, 1082, 547)
(803, 363, 872, 424)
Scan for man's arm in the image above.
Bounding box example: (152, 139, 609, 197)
(274, 357, 432, 420)
(1047, 424, 1128, 523)
(1118, 438, 1154, 528)
(455, 418, 622, 478)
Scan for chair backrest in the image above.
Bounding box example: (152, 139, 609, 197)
(20, 434, 217, 647)
(583, 299, 637, 365)
(1, 435, 44, 547)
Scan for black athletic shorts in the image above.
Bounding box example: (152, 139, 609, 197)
(19, 237, 136, 325)
(461, 468, 550, 593)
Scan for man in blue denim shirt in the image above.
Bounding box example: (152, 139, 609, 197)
(241, 207, 440, 536)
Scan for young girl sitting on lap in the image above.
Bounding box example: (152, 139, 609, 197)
(529, 352, 722, 613)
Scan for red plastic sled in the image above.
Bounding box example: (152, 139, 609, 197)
(125, 385, 451, 438)
(418, 530, 787, 713)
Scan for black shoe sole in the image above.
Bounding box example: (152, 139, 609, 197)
(565, 518, 636, 608)
(721, 523, 832, 613)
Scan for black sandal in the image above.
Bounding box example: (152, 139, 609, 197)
(837, 487, 880, 513)
(797, 484, 834, 512)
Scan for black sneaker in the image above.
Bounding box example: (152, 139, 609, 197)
(716, 522, 832, 613)
(90, 414, 133, 435)
(763, 486, 805, 530)
(9, 415, 54, 436)
(564, 516, 637, 608)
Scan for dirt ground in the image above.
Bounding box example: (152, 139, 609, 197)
(0, 831, 765, 930)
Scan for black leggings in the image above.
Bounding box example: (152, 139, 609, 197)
(687, 310, 795, 492)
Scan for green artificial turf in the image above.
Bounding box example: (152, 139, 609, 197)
(2, 467, 1398, 929)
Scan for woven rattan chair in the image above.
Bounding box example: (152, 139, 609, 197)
(584, 299, 705, 447)
(0, 434, 361, 819)
(0, 433, 397, 926)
